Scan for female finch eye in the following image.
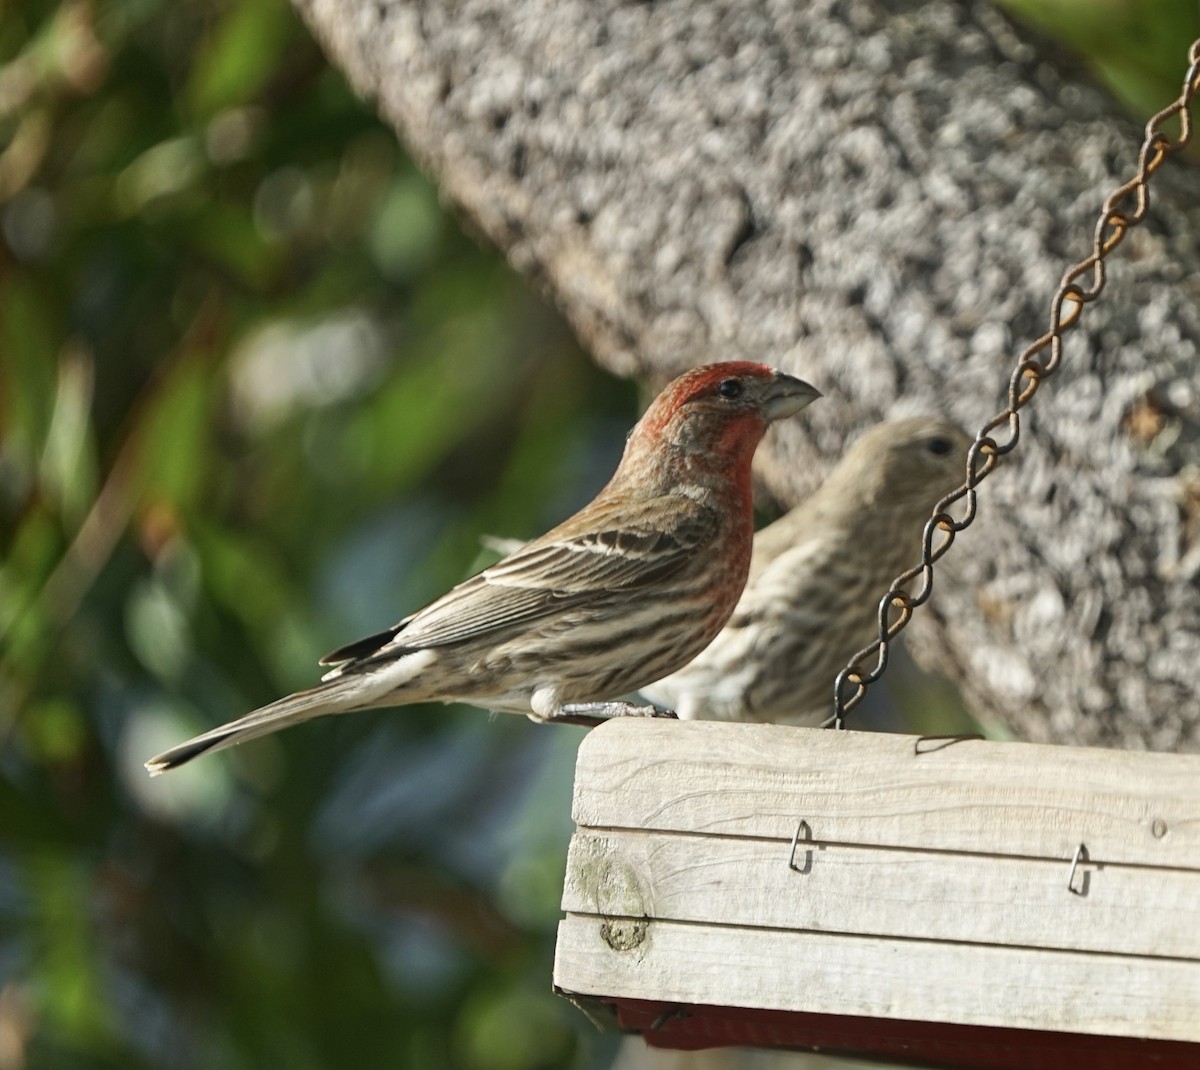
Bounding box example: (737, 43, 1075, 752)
(717, 379, 744, 399)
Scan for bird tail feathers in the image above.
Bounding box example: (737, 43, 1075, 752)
(144, 683, 350, 776)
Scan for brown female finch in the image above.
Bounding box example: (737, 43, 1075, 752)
(146, 362, 821, 773)
(639, 417, 971, 725)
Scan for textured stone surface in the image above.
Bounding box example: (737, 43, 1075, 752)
(294, 0, 1200, 751)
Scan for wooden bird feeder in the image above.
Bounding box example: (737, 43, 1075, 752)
(553, 719, 1200, 1069)
(551, 41, 1200, 1067)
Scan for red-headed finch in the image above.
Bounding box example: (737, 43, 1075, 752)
(146, 362, 821, 774)
(640, 417, 970, 725)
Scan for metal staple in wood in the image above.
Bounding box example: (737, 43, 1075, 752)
(828, 37, 1200, 729)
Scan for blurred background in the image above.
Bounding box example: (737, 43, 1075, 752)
(0, 1, 1195, 1067)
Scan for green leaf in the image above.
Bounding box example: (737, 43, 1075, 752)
(38, 347, 99, 529)
(368, 175, 444, 282)
(186, 0, 292, 119)
(188, 199, 279, 288)
(0, 273, 58, 481)
(133, 355, 214, 512)
(26, 851, 112, 1046)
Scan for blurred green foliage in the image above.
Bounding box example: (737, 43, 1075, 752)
(1000, 0, 1200, 124)
(0, 1, 1194, 1068)
(0, 1, 632, 1067)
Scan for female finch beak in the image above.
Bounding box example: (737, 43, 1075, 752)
(763, 371, 822, 421)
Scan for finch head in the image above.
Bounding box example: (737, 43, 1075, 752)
(615, 362, 821, 499)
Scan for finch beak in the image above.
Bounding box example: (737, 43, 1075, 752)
(763, 371, 822, 422)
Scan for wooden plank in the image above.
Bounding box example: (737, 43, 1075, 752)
(562, 829, 1200, 960)
(553, 914, 1200, 1042)
(573, 720, 1200, 867)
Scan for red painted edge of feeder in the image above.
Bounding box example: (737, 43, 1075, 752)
(559, 993, 1200, 1070)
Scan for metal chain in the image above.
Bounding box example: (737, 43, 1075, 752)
(827, 36, 1200, 730)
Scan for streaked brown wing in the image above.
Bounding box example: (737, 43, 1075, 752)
(334, 495, 719, 664)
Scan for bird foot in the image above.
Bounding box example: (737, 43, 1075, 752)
(542, 701, 679, 728)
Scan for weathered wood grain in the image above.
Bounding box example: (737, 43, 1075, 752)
(554, 914, 1200, 1042)
(573, 720, 1200, 866)
(563, 828, 1200, 959)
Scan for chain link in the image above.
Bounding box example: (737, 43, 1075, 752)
(827, 37, 1200, 730)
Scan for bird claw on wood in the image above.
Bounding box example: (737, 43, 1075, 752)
(543, 702, 679, 728)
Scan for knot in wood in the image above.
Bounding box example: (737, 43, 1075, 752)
(571, 834, 649, 952)
(600, 916, 647, 952)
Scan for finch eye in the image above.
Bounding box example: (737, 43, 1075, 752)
(926, 436, 954, 456)
(717, 378, 744, 400)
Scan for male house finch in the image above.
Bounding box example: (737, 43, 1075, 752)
(146, 362, 821, 773)
(640, 417, 971, 725)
